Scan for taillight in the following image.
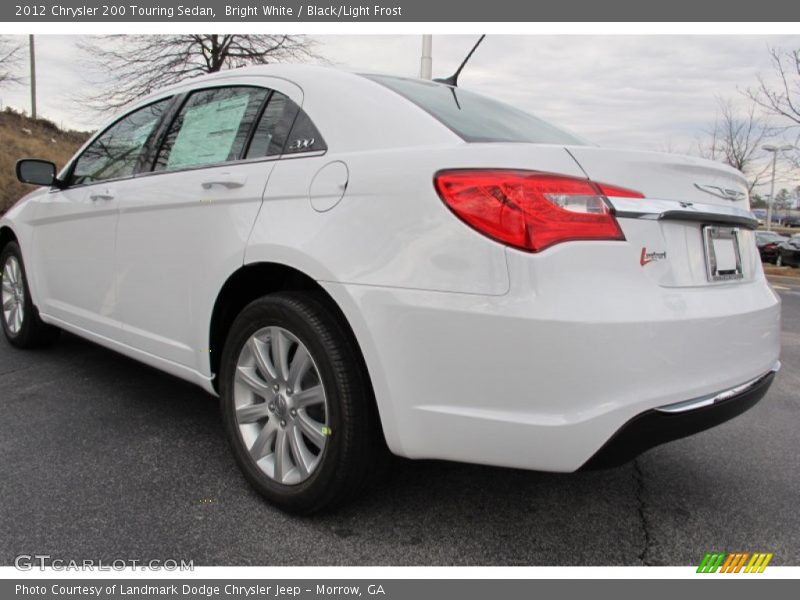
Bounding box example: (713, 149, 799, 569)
(434, 169, 644, 252)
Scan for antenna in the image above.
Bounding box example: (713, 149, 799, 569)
(434, 34, 486, 87)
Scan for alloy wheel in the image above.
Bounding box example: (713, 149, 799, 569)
(233, 326, 329, 485)
(1, 256, 25, 335)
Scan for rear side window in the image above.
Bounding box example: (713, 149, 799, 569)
(70, 98, 171, 185)
(246, 91, 326, 158)
(284, 108, 326, 154)
(154, 86, 268, 171)
(365, 74, 585, 145)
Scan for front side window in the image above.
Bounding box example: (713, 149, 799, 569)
(154, 86, 268, 171)
(70, 98, 171, 185)
(246, 91, 327, 158)
(365, 74, 585, 145)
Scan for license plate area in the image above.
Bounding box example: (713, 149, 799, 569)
(703, 226, 743, 282)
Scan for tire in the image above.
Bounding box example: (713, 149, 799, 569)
(0, 242, 60, 348)
(219, 291, 383, 513)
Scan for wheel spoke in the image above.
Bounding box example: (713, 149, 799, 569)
(12, 261, 21, 284)
(1, 279, 12, 294)
(2, 296, 14, 311)
(235, 366, 272, 398)
(236, 402, 269, 424)
(273, 428, 291, 482)
(249, 419, 277, 461)
(270, 327, 291, 382)
(249, 336, 277, 383)
(293, 385, 324, 408)
(297, 411, 326, 449)
(287, 345, 312, 390)
(288, 424, 313, 477)
(6, 261, 18, 284)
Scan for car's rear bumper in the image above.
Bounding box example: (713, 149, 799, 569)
(582, 362, 779, 469)
(322, 249, 781, 472)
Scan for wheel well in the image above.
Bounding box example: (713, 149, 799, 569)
(0, 227, 18, 255)
(209, 263, 363, 393)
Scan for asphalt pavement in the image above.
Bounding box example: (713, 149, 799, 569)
(1, 280, 798, 566)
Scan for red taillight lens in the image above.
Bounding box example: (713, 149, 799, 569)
(434, 169, 643, 252)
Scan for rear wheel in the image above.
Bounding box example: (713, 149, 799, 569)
(1, 242, 60, 348)
(219, 292, 382, 513)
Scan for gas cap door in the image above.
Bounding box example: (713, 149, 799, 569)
(309, 161, 349, 212)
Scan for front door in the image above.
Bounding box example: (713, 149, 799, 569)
(28, 98, 172, 338)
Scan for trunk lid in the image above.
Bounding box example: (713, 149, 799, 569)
(567, 146, 750, 208)
(566, 146, 759, 288)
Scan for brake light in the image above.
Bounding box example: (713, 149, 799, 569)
(434, 169, 643, 252)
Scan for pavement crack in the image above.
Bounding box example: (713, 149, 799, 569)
(633, 458, 653, 566)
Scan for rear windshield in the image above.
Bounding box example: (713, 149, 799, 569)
(365, 74, 585, 145)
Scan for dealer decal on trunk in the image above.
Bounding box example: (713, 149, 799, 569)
(641, 248, 667, 266)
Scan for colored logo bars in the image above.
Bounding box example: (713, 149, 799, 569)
(697, 552, 773, 573)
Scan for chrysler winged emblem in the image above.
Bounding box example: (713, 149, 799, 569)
(694, 184, 746, 201)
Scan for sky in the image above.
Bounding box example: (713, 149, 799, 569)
(1, 34, 798, 192)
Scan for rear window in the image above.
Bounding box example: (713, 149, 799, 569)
(365, 74, 585, 145)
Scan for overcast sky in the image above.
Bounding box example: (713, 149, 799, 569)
(1, 34, 798, 191)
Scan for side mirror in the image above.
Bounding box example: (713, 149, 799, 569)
(16, 159, 59, 187)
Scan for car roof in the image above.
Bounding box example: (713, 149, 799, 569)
(107, 64, 462, 153)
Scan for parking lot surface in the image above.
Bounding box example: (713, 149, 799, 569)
(1, 280, 798, 566)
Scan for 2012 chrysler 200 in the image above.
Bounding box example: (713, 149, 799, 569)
(1, 66, 781, 512)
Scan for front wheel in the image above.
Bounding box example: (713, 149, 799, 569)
(1, 242, 60, 348)
(219, 292, 382, 513)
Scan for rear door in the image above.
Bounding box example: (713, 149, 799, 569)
(113, 80, 303, 373)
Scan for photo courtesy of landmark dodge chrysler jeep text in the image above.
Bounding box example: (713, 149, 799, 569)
(1, 65, 780, 512)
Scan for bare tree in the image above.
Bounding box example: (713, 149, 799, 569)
(698, 97, 772, 193)
(79, 35, 322, 112)
(746, 47, 800, 129)
(0, 35, 22, 86)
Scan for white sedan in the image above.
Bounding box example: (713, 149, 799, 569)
(1, 65, 780, 512)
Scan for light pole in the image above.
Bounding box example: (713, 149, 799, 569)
(28, 35, 36, 119)
(420, 35, 432, 80)
(762, 144, 794, 231)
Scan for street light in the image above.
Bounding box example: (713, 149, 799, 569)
(420, 35, 432, 79)
(762, 144, 795, 231)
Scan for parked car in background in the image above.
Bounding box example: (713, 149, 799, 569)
(781, 215, 800, 228)
(752, 208, 767, 226)
(0, 65, 782, 512)
(776, 235, 800, 267)
(756, 231, 789, 264)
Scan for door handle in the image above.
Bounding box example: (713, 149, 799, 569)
(89, 191, 114, 201)
(201, 174, 247, 190)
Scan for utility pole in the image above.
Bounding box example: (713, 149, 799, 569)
(29, 34, 36, 119)
(420, 35, 432, 79)
(762, 144, 794, 231)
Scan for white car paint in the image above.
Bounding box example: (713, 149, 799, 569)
(1, 65, 780, 472)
